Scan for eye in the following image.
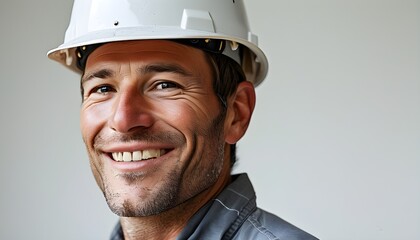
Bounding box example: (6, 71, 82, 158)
(92, 85, 115, 95)
(156, 82, 179, 90)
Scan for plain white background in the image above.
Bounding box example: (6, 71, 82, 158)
(1, 0, 419, 239)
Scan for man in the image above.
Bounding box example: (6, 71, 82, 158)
(49, 0, 318, 239)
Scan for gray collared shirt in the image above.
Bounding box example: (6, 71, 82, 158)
(110, 173, 318, 240)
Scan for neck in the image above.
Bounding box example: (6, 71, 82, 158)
(120, 157, 232, 240)
(119, 204, 191, 240)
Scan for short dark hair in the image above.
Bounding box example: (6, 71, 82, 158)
(204, 51, 247, 168)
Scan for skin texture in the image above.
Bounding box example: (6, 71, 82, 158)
(80, 40, 256, 239)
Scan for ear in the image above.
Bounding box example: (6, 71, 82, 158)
(225, 81, 256, 144)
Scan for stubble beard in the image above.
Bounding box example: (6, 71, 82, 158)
(104, 170, 182, 217)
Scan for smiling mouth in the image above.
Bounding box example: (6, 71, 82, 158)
(110, 149, 168, 162)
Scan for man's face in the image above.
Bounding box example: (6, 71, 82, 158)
(80, 40, 229, 217)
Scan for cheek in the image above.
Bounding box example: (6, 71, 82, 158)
(158, 99, 217, 135)
(80, 102, 112, 143)
(80, 103, 112, 191)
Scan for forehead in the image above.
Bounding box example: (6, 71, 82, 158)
(85, 40, 208, 68)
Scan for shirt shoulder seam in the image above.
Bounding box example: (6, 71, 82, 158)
(246, 214, 280, 240)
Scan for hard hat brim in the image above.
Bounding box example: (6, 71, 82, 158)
(48, 26, 268, 86)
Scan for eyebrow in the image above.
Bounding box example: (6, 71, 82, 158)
(81, 69, 114, 85)
(81, 63, 193, 85)
(138, 63, 193, 77)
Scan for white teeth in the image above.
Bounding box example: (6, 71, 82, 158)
(113, 152, 123, 161)
(123, 152, 132, 162)
(142, 149, 160, 159)
(132, 151, 142, 161)
(111, 149, 163, 162)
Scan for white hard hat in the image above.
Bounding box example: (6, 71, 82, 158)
(48, 0, 268, 86)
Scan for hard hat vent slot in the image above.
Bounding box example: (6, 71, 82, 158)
(181, 9, 215, 33)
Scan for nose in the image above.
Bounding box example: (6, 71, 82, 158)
(109, 88, 154, 133)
